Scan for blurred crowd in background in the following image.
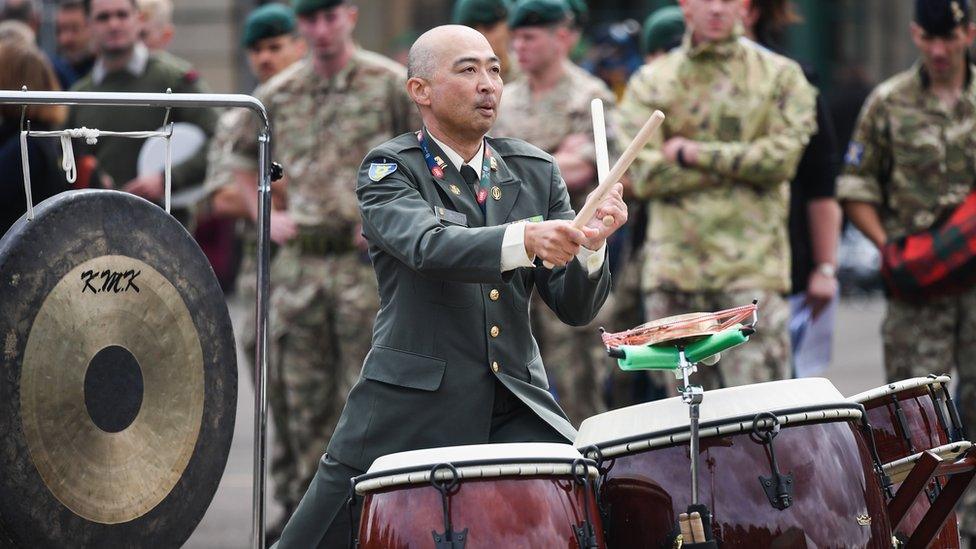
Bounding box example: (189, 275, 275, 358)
(1, 0, 975, 542)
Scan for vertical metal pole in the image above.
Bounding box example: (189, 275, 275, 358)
(680, 349, 701, 506)
(252, 131, 272, 549)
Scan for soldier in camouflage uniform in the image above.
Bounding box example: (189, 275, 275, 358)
(618, 0, 816, 391)
(838, 0, 976, 538)
(199, 9, 304, 530)
(202, 2, 305, 367)
(604, 5, 689, 409)
(452, 0, 520, 82)
(227, 0, 417, 530)
(492, 0, 618, 425)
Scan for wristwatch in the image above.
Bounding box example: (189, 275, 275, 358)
(815, 263, 837, 278)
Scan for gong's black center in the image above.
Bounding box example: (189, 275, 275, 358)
(84, 345, 144, 433)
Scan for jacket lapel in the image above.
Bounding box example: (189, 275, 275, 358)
(485, 148, 521, 227)
(424, 138, 485, 227)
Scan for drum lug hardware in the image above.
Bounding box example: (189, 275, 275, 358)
(429, 463, 468, 549)
(939, 383, 967, 441)
(346, 480, 360, 549)
(582, 445, 614, 541)
(890, 395, 917, 455)
(751, 412, 794, 510)
(571, 459, 600, 549)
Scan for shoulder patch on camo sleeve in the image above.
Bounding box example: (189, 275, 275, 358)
(844, 142, 865, 167)
(368, 162, 398, 182)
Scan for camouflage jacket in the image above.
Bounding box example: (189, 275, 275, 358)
(202, 107, 248, 196)
(492, 61, 617, 205)
(229, 50, 418, 235)
(619, 30, 817, 293)
(837, 63, 976, 240)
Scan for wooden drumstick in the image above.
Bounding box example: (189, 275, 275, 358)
(690, 511, 706, 542)
(679, 513, 692, 542)
(542, 109, 665, 269)
(592, 98, 613, 228)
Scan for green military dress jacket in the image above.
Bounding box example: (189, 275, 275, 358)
(327, 132, 612, 471)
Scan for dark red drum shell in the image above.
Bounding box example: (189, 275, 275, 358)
(859, 385, 950, 464)
(358, 476, 605, 548)
(892, 481, 960, 548)
(601, 420, 893, 548)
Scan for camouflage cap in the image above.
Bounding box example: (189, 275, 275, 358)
(641, 6, 685, 55)
(452, 0, 510, 26)
(565, 0, 588, 27)
(242, 3, 296, 48)
(508, 0, 572, 29)
(915, 0, 970, 36)
(291, 0, 343, 17)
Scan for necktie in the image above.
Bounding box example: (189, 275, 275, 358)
(460, 164, 480, 194)
(460, 164, 485, 214)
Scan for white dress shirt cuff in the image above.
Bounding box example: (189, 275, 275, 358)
(500, 222, 536, 272)
(577, 240, 607, 277)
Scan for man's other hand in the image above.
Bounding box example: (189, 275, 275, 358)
(581, 182, 627, 250)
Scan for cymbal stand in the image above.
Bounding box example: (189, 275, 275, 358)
(677, 348, 703, 505)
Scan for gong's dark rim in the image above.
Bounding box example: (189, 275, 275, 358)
(0, 190, 237, 548)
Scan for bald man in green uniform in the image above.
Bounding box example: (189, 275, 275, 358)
(272, 24, 627, 548)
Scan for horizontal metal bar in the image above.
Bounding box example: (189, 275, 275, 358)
(0, 90, 269, 130)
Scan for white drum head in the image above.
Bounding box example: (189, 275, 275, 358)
(882, 441, 973, 484)
(847, 375, 952, 404)
(356, 443, 592, 495)
(576, 378, 856, 457)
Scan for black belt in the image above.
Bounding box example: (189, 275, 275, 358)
(292, 231, 355, 256)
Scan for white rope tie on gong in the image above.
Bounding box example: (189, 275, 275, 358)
(19, 130, 34, 221)
(19, 125, 175, 220)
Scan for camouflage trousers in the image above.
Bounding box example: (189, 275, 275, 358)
(882, 287, 976, 535)
(267, 245, 378, 514)
(235, 238, 258, 378)
(531, 291, 615, 427)
(642, 289, 791, 392)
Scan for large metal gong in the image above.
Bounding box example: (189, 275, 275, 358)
(0, 190, 237, 547)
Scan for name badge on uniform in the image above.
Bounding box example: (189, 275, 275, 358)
(435, 206, 468, 227)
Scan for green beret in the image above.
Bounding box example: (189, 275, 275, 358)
(565, 0, 588, 27)
(242, 4, 296, 48)
(641, 6, 685, 55)
(291, 0, 343, 17)
(915, 0, 970, 36)
(452, 0, 509, 26)
(508, 0, 571, 29)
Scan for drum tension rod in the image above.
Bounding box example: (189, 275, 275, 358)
(346, 481, 360, 549)
(857, 414, 895, 500)
(429, 463, 467, 549)
(571, 459, 600, 549)
(582, 445, 614, 538)
(927, 384, 952, 443)
(751, 412, 794, 510)
(938, 382, 967, 441)
(889, 395, 917, 456)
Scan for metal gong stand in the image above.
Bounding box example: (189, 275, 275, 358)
(0, 89, 276, 549)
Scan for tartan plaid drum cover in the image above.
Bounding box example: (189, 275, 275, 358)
(881, 189, 976, 301)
